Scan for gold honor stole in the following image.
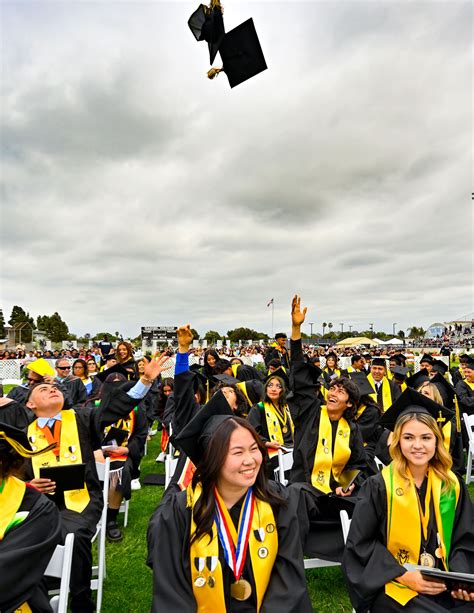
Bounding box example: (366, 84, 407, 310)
(367, 374, 392, 411)
(237, 382, 252, 408)
(103, 410, 135, 461)
(28, 410, 90, 513)
(311, 407, 351, 493)
(188, 483, 277, 612)
(261, 402, 294, 445)
(0, 475, 26, 540)
(382, 464, 460, 605)
(324, 368, 341, 378)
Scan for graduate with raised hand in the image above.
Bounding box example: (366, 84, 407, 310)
(147, 390, 312, 612)
(342, 389, 474, 612)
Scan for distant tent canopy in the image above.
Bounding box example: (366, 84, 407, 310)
(424, 323, 446, 339)
(335, 336, 379, 347)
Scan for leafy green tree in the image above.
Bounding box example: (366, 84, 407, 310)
(204, 330, 222, 343)
(37, 312, 70, 343)
(93, 332, 119, 341)
(408, 326, 426, 339)
(0, 309, 5, 338)
(190, 329, 200, 340)
(226, 327, 268, 342)
(9, 305, 35, 342)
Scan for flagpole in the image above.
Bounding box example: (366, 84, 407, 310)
(271, 301, 274, 339)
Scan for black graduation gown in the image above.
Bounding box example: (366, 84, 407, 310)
(0, 397, 33, 430)
(234, 364, 264, 383)
(0, 485, 62, 613)
(342, 472, 474, 613)
(147, 482, 312, 613)
(455, 379, 474, 415)
(264, 346, 290, 370)
(247, 402, 294, 448)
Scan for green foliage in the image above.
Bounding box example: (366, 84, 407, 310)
(0, 309, 5, 338)
(9, 305, 35, 342)
(227, 327, 269, 342)
(190, 328, 200, 340)
(93, 332, 119, 341)
(408, 326, 426, 339)
(37, 312, 70, 342)
(203, 330, 222, 343)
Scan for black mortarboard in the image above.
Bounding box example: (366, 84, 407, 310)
(265, 367, 289, 388)
(212, 373, 240, 386)
(275, 332, 287, 340)
(430, 373, 455, 408)
(379, 388, 454, 432)
(389, 354, 406, 366)
(0, 421, 56, 457)
(326, 351, 338, 360)
(189, 365, 208, 390)
(188, 3, 225, 64)
(371, 357, 386, 367)
(173, 390, 234, 464)
(431, 359, 448, 376)
(459, 354, 471, 363)
(237, 380, 264, 407)
(420, 353, 434, 364)
(392, 366, 410, 382)
(306, 363, 323, 386)
(348, 372, 374, 397)
(96, 364, 131, 382)
(406, 368, 430, 390)
(464, 357, 474, 369)
(218, 19, 267, 88)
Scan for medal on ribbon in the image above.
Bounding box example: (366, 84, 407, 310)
(215, 487, 255, 601)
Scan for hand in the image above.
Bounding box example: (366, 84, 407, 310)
(335, 484, 355, 497)
(43, 375, 55, 384)
(291, 295, 307, 328)
(177, 324, 193, 352)
(265, 441, 281, 450)
(395, 571, 446, 595)
(143, 353, 171, 382)
(30, 477, 56, 494)
(108, 446, 129, 457)
(451, 589, 474, 601)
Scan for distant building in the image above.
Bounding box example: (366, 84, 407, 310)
(424, 323, 446, 339)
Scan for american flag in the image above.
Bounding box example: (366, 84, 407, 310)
(267, 298, 274, 307)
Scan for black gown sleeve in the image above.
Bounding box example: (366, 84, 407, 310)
(127, 407, 148, 464)
(0, 486, 62, 612)
(447, 475, 474, 573)
(455, 381, 474, 413)
(147, 491, 197, 612)
(288, 338, 320, 422)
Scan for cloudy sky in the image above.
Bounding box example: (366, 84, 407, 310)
(1, 0, 472, 339)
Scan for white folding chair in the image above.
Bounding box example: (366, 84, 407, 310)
(463, 413, 474, 484)
(119, 498, 129, 527)
(303, 503, 346, 571)
(374, 456, 385, 472)
(339, 510, 356, 613)
(92, 458, 110, 613)
(165, 439, 179, 489)
(45, 533, 75, 613)
(273, 449, 294, 486)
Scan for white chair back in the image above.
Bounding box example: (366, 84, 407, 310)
(45, 532, 75, 613)
(92, 457, 110, 612)
(273, 449, 294, 486)
(463, 413, 474, 484)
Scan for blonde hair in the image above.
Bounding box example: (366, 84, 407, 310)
(416, 382, 443, 405)
(389, 412, 456, 492)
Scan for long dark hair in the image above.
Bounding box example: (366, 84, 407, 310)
(191, 417, 286, 544)
(210, 382, 248, 417)
(264, 376, 288, 411)
(203, 349, 220, 377)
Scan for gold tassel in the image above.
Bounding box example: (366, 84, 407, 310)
(0, 431, 57, 457)
(209, 0, 223, 12)
(186, 483, 194, 508)
(207, 67, 222, 80)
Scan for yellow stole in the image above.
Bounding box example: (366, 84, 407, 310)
(367, 374, 392, 411)
(188, 483, 278, 612)
(323, 367, 341, 378)
(261, 402, 294, 445)
(382, 465, 460, 605)
(103, 409, 135, 461)
(0, 475, 26, 540)
(237, 382, 252, 408)
(442, 421, 452, 452)
(231, 364, 240, 379)
(28, 410, 90, 513)
(465, 380, 474, 390)
(311, 407, 351, 493)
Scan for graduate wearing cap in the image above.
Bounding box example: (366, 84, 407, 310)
(17, 357, 167, 613)
(366, 357, 401, 412)
(420, 354, 435, 375)
(388, 354, 407, 381)
(323, 351, 342, 383)
(454, 356, 474, 417)
(344, 354, 367, 376)
(247, 367, 294, 453)
(264, 333, 290, 370)
(342, 388, 474, 612)
(450, 354, 469, 387)
(0, 422, 62, 612)
(147, 389, 312, 612)
(347, 372, 383, 467)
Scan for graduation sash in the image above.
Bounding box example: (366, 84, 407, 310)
(442, 421, 451, 453)
(323, 367, 341, 379)
(260, 402, 294, 445)
(367, 374, 392, 411)
(103, 409, 135, 461)
(188, 483, 277, 612)
(237, 382, 252, 408)
(382, 464, 460, 605)
(28, 410, 90, 513)
(311, 407, 351, 493)
(0, 475, 26, 540)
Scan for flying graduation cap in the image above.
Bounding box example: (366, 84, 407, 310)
(188, 1, 267, 88)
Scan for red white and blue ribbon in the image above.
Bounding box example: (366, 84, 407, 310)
(214, 487, 255, 580)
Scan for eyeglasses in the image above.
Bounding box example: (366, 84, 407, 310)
(57, 366, 71, 370)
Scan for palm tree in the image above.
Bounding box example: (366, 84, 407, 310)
(328, 323, 333, 334)
(322, 322, 327, 336)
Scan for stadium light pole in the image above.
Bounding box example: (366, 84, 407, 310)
(340, 323, 344, 333)
(393, 322, 397, 336)
(309, 322, 314, 338)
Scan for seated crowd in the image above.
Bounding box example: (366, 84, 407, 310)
(1, 297, 474, 612)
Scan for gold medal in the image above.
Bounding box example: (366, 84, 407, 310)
(208, 576, 215, 588)
(230, 579, 252, 601)
(194, 576, 206, 588)
(419, 552, 435, 568)
(395, 488, 404, 496)
(323, 447, 329, 454)
(435, 547, 443, 559)
(257, 546, 268, 559)
(282, 426, 288, 434)
(266, 523, 275, 533)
